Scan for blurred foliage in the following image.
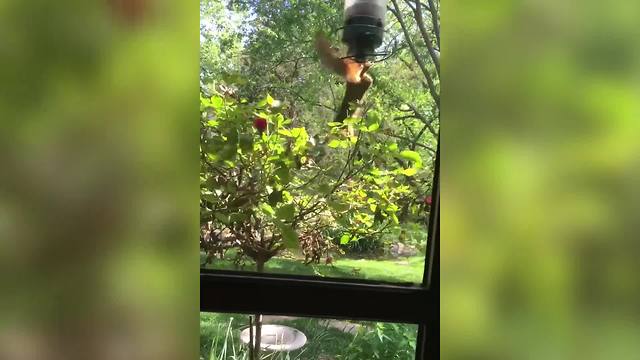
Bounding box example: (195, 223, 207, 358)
(443, 0, 640, 358)
(0, 0, 199, 359)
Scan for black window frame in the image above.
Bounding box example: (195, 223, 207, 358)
(201, 144, 440, 360)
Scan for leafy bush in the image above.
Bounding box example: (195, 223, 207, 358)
(381, 222, 429, 252)
(330, 221, 428, 257)
(341, 322, 418, 360)
(201, 91, 420, 268)
(334, 235, 387, 256)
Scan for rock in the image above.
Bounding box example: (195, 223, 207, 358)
(389, 242, 419, 258)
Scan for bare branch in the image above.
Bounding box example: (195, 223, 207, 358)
(384, 131, 436, 154)
(413, 0, 440, 74)
(271, 86, 336, 112)
(389, 0, 440, 108)
(427, 0, 440, 48)
(404, 0, 433, 12)
(402, 0, 416, 11)
(403, 102, 438, 137)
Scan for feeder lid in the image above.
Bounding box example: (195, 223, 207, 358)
(240, 325, 307, 352)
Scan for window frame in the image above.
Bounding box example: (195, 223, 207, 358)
(201, 144, 440, 359)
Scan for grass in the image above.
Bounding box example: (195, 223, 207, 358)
(201, 253, 425, 284)
(200, 312, 418, 360)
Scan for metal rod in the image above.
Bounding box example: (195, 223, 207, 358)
(249, 316, 255, 360)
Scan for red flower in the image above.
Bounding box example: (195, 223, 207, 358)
(108, 0, 150, 25)
(424, 195, 432, 205)
(253, 117, 267, 132)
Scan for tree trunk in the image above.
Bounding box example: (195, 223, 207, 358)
(399, 201, 410, 223)
(256, 260, 265, 273)
(253, 314, 263, 359)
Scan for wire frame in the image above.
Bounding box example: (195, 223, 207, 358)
(339, 52, 391, 63)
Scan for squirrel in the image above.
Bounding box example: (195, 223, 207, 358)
(314, 32, 373, 123)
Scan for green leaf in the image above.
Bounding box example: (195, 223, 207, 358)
(318, 183, 331, 193)
(388, 143, 399, 152)
(391, 213, 400, 224)
(343, 117, 361, 125)
(290, 127, 308, 140)
(327, 139, 341, 148)
(267, 190, 283, 206)
(275, 166, 291, 185)
(340, 234, 351, 245)
(224, 129, 239, 146)
(328, 122, 344, 128)
(328, 139, 349, 149)
(238, 134, 253, 153)
(200, 209, 213, 222)
(214, 212, 230, 224)
(367, 123, 380, 132)
(399, 150, 423, 167)
(274, 113, 284, 126)
(266, 94, 274, 106)
(200, 96, 211, 110)
(202, 192, 217, 202)
(259, 203, 275, 217)
(400, 167, 418, 176)
(211, 96, 224, 109)
(282, 191, 293, 202)
(229, 213, 247, 223)
(276, 204, 296, 221)
(219, 145, 237, 161)
(229, 197, 250, 208)
(277, 222, 299, 249)
(328, 200, 349, 212)
(367, 110, 381, 124)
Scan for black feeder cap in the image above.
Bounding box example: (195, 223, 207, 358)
(342, 15, 384, 63)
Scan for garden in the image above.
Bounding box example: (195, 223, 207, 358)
(201, 222, 429, 284)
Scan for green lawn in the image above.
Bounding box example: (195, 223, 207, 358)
(201, 253, 425, 284)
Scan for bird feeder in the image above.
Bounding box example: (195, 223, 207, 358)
(342, 0, 388, 63)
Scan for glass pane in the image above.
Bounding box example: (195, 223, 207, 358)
(200, 312, 418, 360)
(200, 0, 438, 284)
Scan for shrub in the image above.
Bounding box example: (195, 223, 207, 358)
(381, 222, 428, 253)
(341, 322, 418, 360)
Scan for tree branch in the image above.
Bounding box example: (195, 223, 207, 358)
(413, 0, 440, 74)
(402, 102, 438, 137)
(389, 0, 440, 108)
(426, 0, 440, 48)
(272, 86, 336, 112)
(384, 131, 435, 154)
